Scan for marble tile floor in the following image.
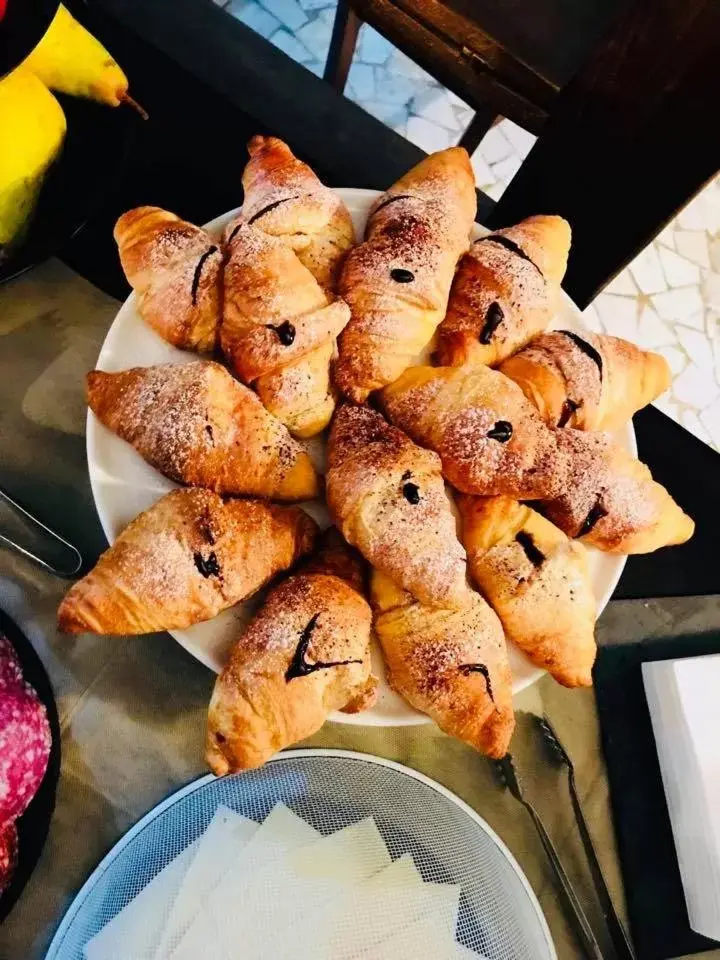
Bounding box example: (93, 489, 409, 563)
(221, 0, 720, 453)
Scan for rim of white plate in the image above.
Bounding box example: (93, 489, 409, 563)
(87, 188, 633, 727)
(45, 748, 557, 960)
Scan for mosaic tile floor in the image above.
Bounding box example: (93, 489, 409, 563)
(223, 0, 720, 452)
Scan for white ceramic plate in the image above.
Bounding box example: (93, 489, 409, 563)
(87, 188, 634, 726)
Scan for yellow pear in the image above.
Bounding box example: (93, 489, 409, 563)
(0, 68, 67, 261)
(21, 4, 145, 115)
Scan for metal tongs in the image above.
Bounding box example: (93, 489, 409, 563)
(0, 485, 82, 577)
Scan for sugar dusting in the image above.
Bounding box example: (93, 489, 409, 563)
(545, 431, 658, 544)
(327, 405, 468, 606)
(441, 238, 549, 351)
(383, 368, 563, 499)
(507, 331, 603, 426)
(336, 170, 474, 394)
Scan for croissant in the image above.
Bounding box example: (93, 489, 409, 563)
(114, 206, 223, 352)
(206, 529, 375, 773)
(334, 148, 477, 402)
(221, 219, 350, 437)
(241, 135, 355, 292)
(499, 330, 671, 430)
(381, 363, 563, 500)
(542, 430, 695, 553)
(435, 215, 571, 368)
(326, 403, 470, 609)
(370, 570, 514, 758)
(87, 362, 319, 501)
(458, 495, 596, 687)
(57, 490, 317, 635)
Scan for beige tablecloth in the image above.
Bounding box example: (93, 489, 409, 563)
(1, 260, 719, 960)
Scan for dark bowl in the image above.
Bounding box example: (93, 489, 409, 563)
(0, 609, 61, 923)
(0, 91, 136, 286)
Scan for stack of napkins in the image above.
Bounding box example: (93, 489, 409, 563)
(84, 803, 487, 959)
(643, 654, 720, 940)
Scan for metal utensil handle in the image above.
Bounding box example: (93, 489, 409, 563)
(567, 768, 636, 959)
(522, 797, 606, 960)
(0, 487, 82, 578)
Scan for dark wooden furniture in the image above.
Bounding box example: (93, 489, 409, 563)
(324, 0, 628, 152)
(491, 0, 720, 306)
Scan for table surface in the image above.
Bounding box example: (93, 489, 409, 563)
(0, 258, 718, 960)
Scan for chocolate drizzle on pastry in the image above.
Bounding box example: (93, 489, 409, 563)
(458, 662, 494, 701)
(576, 498, 608, 538)
(479, 302, 504, 343)
(486, 420, 513, 443)
(191, 246, 218, 305)
(226, 222, 243, 244)
(560, 331, 604, 380)
(285, 613, 362, 681)
(248, 195, 299, 225)
(557, 398, 581, 428)
(266, 321, 296, 345)
(402, 481, 421, 504)
(373, 194, 413, 215)
(477, 234, 543, 277)
(391, 268, 415, 283)
(193, 551, 221, 578)
(515, 531, 545, 567)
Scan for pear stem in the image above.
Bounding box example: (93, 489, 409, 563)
(120, 93, 149, 120)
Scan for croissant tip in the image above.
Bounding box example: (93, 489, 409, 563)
(57, 602, 83, 634)
(205, 742, 230, 777)
(247, 133, 287, 157)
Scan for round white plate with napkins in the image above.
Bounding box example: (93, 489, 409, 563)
(45, 749, 557, 960)
(87, 189, 633, 725)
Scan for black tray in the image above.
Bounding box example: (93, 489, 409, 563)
(595, 636, 720, 959)
(0, 609, 61, 924)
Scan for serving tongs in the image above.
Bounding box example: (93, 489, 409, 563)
(0, 485, 82, 577)
(493, 753, 606, 959)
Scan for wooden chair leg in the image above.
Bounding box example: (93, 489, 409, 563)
(324, 0, 362, 93)
(457, 107, 498, 153)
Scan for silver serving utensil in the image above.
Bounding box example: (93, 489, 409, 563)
(493, 753, 605, 960)
(0, 486, 82, 577)
(537, 714, 636, 959)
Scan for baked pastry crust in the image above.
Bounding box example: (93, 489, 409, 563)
(458, 494, 596, 687)
(500, 330, 671, 430)
(58, 490, 318, 634)
(435, 215, 571, 368)
(371, 570, 514, 758)
(381, 363, 562, 500)
(87, 361, 319, 501)
(241, 135, 355, 292)
(543, 430, 695, 553)
(326, 403, 470, 608)
(206, 529, 375, 773)
(114, 206, 223, 352)
(335, 148, 476, 401)
(222, 219, 350, 437)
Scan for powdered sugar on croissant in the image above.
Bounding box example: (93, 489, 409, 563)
(241, 135, 355, 292)
(114, 206, 223, 352)
(335, 148, 476, 402)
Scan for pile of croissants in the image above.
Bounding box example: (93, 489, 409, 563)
(57, 136, 693, 768)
